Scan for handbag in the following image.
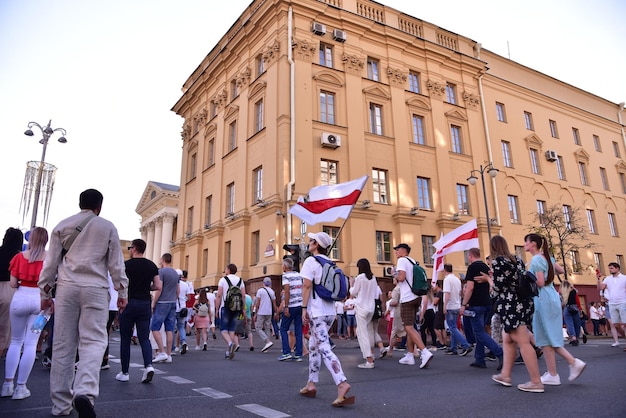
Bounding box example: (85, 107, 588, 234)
(567, 305, 578, 315)
(178, 299, 188, 318)
(373, 298, 383, 319)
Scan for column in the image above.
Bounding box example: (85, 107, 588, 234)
(161, 213, 175, 256)
(153, 217, 163, 262)
(146, 222, 155, 263)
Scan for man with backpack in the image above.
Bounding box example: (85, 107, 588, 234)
(215, 263, 246, 359)
(393, 243, 433, 369)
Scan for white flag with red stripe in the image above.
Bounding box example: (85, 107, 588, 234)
(431, 219, 479, 283)
(288, 176, 368, 225)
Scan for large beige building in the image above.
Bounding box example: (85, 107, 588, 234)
(168, 0, 626, 305)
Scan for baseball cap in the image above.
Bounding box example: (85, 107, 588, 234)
(307, 232, 332, 249)
(175, 268, 183, 277)
(263, 277, 271, 286)
(393, 243, 411, 253)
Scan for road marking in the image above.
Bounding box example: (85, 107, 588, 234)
(162, 376, 194, 384)
(236, 404, 291, 418)
(193, 387, 233, 399)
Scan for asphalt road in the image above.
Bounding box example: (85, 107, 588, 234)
(1, 333, 625, 417)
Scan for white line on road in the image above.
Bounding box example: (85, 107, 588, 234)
(193, 387, 233, 399)
(162, 376, 195, 384)
(236, 404, 291, 418)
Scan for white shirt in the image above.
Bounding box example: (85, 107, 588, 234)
(257, 285, 276, 315)
(603, 273, 626, 304)
(176, 281, 187, 312)
(350, 273, 380, 312)
(344, 297, 356, 315)
(335, 300, 345, 315)
(590, 306, 600, 320)
(396, 256, 418, 303)
(282, 271, 303, 308)
(443, 273, 463, 310)
(300, 254, 336, 318)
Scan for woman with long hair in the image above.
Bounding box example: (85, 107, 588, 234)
(524, 233, 586, 388)
(2, 227, 48, 400)
(559, 281, 581, 346)
(0, 227, 24, 358)
(487, 235, 542, 393)
(350, 258, 381, 368)
(194, 289, 211, 350)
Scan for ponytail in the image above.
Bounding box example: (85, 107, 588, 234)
(541, 236, 555, 285)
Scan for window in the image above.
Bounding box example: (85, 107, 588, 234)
(529, 148, 541, 174)
(202, 249, 208, 276)
(372, 168, 388, 204)
(600, 167, 609, 190)
(508, 195, 520, 223)
(253, 166, 263, 202)
(556, 156, 566, 180)
(230, 79, 238, 99)
(186, 207, 194, 235)
(225, 241, 231, 266)
(412, 114, 425, 145)
(593, 135, 601, 152)
(613, 141, 621, 158)
(210, 102, 217, 119)
(578, 162, 589, 186)
(608, 212, 618, 237)
(621, 173, 626, 194)
(416, 177, 432, 210)
(421, 235, 436, 265)
(537, 200, 547, 225)
(323, 226, 340, 260)
(563, 205, 572, 231)
(205, 195, 212, 227)
(524, 111, 534, 130)
(226, 182, 235, 215)
(228, 120, 237, 152)
(549, 120, 559, 138)
(207, 138, 215, 166)
(617, 255, 625, 268)
(367, 57, 380, 81)
(594, 253, 604, 273)
(450, 125, 462, 153)
(369, 103, 383, 135)
(456, 184, 469, 215)
(255, 54, 265, 77)
(514, 246, 525, 262)
(496, 102, 506, 122)
(251, 231, 260, 265)
(188, 153, 197, 180)
(319, 43, 333, 68)
(569, 250, 581, 272)
(445, 83, 457, 104)
(586, 209, 597, 234)
(376, 231, 392, 262)
(572, 128, 581, 145)
(254, 99, 264, 133)
(501, 141, 512, 167)
(320, 91, 335, 124)
(320, 159, 338, 185)
(408, 71, 420, 93)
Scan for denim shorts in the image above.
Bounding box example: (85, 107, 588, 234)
(220, 307, 240, 332)
(346, 314, 356, 327)
(150, 302, 176, 332)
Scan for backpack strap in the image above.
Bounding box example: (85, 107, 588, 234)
(224, 276, 233, 288)
(62, 213, 96, 256)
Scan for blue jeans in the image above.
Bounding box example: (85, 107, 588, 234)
(119, 299, 153, 372)
(280, 306, 303, 356)
(446, 310, 470, 352)
(563, 306, 581, 339)
(176, 315, 187, 344)
(468, 305, 502, 365)
(336, 314, 347, 337)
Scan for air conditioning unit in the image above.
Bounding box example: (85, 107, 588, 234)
(321, 132, 341, 148)
(332, 29, 346, 42)
(312, 22, 326, 36)
(383, 266, 395, 277)
(545, 150, 558, 161)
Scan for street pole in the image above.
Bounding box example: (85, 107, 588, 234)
(467, 163, 498, 241)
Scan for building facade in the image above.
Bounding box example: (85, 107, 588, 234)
(169, 0, 626, 305)
(136, 181, 179, 264)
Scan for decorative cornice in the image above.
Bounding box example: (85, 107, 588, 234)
(462, 91, 480, 110)
(574, 148, 590, 163)
(342, 53, 364, 74)
(426, 79, 446, 97)
(386, 67, 407, 86)
(291, 38, 316, 61)
(262, 40, 280, 63)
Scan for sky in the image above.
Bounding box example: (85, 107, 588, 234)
(1, 0, 624, 241)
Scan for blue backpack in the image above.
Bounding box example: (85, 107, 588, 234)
(312, 256, 348, 301)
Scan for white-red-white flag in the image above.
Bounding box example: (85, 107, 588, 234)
(431, 219, 479, 283)
(288, 176, 368, 225)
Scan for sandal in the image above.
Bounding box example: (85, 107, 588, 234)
(332, 395, 355, 407)
(299, 387, 316, 398)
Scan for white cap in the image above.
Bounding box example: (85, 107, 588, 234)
(307, 232, 332, 249)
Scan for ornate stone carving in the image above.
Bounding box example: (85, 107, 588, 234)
(236, 67, 251, 88)
(386, 67, 407, 86)
(462, 91, 480, 110)
(181, 122, 191, 141)
(193, 108, 207, 126)
(262, 40, 280, 63)
(291, 38, 316, 61)
(426, 79, 446, 97)
(212, 88, 228, 109)
(342, 53, 364, 74)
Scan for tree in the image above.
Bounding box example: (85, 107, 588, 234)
(527, 204, 595, 281)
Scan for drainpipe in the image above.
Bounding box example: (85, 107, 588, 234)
(286, 6, 295, 242)
(618, 102, 626, 150)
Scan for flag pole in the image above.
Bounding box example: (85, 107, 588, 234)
(327, 201, 357, 254)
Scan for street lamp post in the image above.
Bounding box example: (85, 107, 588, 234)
(24, 120, 67, 230)
(467, 162, 499, 240)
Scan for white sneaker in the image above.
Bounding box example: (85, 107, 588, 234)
(152, 352, 168, 363)
(568, 358, 586, 382)
(11, 385, 31, 400)
(399, 353, 415, 365)
(262, 341, 274, 352)
(611, 342, 620, 347)
(1, 382, 14, 397)
(540, 372, 561, 386)
(420, 348, 433, 369)
(357, 361, 375, 369)
(194, 345, 201, 350)
(164, 355, 173, 363)
(141, 366, 154, 383)
(115, 372, 129, 382)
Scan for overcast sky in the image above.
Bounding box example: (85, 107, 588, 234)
(1, 0, 624, 240)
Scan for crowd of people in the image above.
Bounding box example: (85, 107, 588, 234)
(3, 194, 626, 414)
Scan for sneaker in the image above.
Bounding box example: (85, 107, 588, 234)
(203, 343, 207, 351)
(514, 356, 525, 365)
(420, 349, 433, 369)
(540, 372, 561, 386)
(611, 342, 620, 347)
(152, 352, 168, 363)
(399, 353, 415, 365)
(141, 366, 154, 383)
(181, 343, 188, 355)
(294, 355, 303, 362)
(100, 361, 110, 370)
(173, 346, 180, 354)
(1, 382, 14, 397)
(517, 381, 544, 393)
(164, 355, 172, 363)
(582, 334, 587, 344)
(115, 372, 130, 382)
(459, 346, 473, 357)
(330, 343, 337, 349)
(228, 343, 236, 359)
(445, 350, 458, 356)
(491, 374, 512, 387)
(357, 361, 375, 369)
(469, 362, 487, 369)
(262, 341, 274, 352)
(379, 347, 388, 359)
(42, 356, 52, 369)
(278, 353, 293, 361)
(212, 332, 217, 340)
(11, 385, 31, 400)
(485, 352, 497, 361)
(568, 358, 586, 382)
(235, 345, 240, 352)
(194, 345, 201, 350)
(249, 346, 254, 351)
(534, 346, 543, 358)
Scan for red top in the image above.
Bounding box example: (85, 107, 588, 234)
(9, 252, 44, 288)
